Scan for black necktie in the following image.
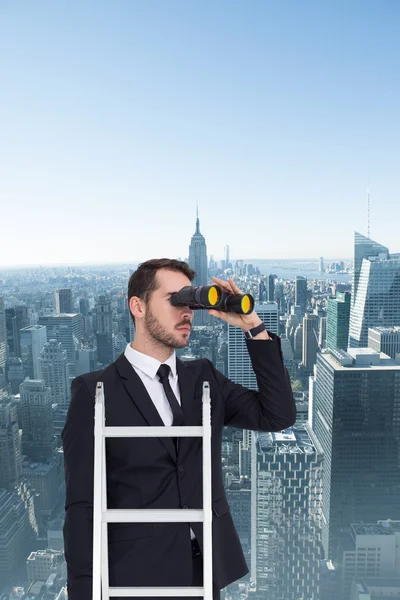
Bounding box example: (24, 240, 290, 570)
(156, 364, 185, 451)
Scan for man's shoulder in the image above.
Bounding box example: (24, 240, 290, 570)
(71, 359, 117, 392)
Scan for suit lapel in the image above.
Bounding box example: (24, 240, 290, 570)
(115, 353, 176, 460)
(114, 353, 199, 463)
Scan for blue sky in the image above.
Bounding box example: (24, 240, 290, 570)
(0, 0, 399, 266)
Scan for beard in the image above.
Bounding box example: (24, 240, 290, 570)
(144, 304, 190, 349)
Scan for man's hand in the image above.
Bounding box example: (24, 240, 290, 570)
(208, 276, 270, 338)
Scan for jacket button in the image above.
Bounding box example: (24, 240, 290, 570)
(182, 504, 188, 509)
(178, 465, 184, 473)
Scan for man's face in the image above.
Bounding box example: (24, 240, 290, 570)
(144, 269, 193, 349)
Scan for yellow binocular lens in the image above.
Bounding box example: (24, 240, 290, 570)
(241, 295, 252, 314)
(208, 286, 220, 306)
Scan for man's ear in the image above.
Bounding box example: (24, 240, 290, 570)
(129, 296, 145, 321)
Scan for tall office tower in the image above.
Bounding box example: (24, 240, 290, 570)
(188, 207, 208, 326)
(95, 294, 113, 333)
(0, 297, 6, 389)
(79, 297, 90, 316)
(349, 232, 400, 347)
(253, 428, 323, 600)
(318, 316, 327, 349)
(0, 487, 38, 585)
(5, 306, 28, 357)
(295, 276, 308, 314)
(7, 357, 24, 394)
(319, 257, 324, 273)
(0, 396, 22, 489)
(267, 274, 276, 302)
(286, 306, 302, 346)
(238, 430, 252, 478)
(95, 295, 115, 366)
(20, 325, 47, 380)
(274, 282, 284, 313)
(326, 291, 351, 351)
(38, 314, 82, 376)
(302, 313, 319, 372)
(40, 340, 71, 408)
(19, 380, 56, 462)
(368, 326, 400, 359)
(258, 280, 266, 302)
(310, 347, 400, 565)
(293, 323, 303, 359)
(228, 303, 279, 388)
(224, 244, 230, 268)
(55, 288, 73, 314)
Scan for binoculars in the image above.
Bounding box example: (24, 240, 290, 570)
(169, 285, 254, 315)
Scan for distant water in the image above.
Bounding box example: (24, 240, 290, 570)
(248, 259, 353, 283)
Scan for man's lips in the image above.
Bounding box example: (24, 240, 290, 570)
(177, 325, 191, 331)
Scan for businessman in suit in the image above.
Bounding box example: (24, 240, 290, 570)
(62, 258, 296, 600)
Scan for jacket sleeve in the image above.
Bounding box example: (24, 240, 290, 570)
(61, 376, 95, 600)
(207, 332, 296, 432)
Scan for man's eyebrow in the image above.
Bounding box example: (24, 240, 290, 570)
(165, 291, 179, 297)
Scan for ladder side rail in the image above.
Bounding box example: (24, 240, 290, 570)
(93, 382, 105, 600)
(102, 407, 110, 600)
(202, 382, 213, 600)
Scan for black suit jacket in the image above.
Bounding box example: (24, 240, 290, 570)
(61, 332, 296, 600)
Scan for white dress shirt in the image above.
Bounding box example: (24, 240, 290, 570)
(124, 343, 196, 540)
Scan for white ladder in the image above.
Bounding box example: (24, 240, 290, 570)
(93, 381, 213, 599)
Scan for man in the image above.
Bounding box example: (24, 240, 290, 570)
(62, 258, 296, 600)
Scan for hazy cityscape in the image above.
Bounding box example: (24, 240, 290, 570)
(0, 209, 399, 599)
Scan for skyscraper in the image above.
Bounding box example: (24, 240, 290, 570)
(310, 347, 400, 564)
(5, 306, 28, 357)
(95, 294, 115, 366)
(38, 314, 82, 376)
(224, 244, 230, 269)
(295, 276, 307, 315)
(55, 288, 73, 314)
(253, 428, 323, 599)
(326, 291, 351, 351)
(19, 380, 56, 462)
(349, 232, 400, 347)
(0, 396, 22, 489)
(302, 313, 319, 372)
(20, 325, 47, 380)
(267, 274, 276, 303)
(188, 207, 208, 326)
(40, 340, 71, 408)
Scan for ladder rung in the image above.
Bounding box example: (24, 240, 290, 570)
(105, 509, 204, 522)
(104, 426, 203, 437)
(109, 587, 204, 597)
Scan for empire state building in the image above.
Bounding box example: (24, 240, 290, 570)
(188, 208, 209, 326)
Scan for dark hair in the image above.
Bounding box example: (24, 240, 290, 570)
(128, 258, 196, 327)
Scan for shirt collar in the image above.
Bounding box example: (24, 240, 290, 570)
(124, 343, 177, 380)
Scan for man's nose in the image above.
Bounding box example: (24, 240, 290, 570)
(181, 306, 193, 319)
